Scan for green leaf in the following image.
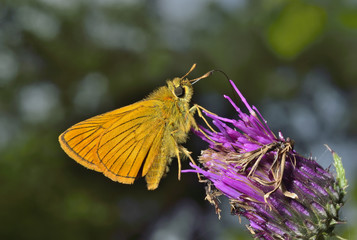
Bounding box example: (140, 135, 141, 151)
(266, 0, 326, 59)
(332, 150, 348, 191)
(325, 145, 348, 193)
(339, 9, 357, 29)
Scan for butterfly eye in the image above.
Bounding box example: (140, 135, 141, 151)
(174, 86, 185, 98)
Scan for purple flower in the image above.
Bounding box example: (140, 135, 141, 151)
(184, 80, 347, 239)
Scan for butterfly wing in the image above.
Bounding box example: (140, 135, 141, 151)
(59, 100, 165, 185)
(59, 111, 119, 172)
(95, 100, 166, 184)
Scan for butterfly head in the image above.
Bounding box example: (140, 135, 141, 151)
(167, 63, 217, 103)
(168, 78, 194, 103)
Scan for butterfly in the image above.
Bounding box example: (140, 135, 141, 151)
(59, 64, 214, 190)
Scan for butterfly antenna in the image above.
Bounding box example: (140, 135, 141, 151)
(181, 63, 197, 79)
(190, 68, 237, 105)
(190, 69, 230, 85)
(207, 69, 239, 105)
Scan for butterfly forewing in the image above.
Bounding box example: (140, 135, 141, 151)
(59, 99, 171, 186)
(96, 100, 166, 184)
(59, 113, 119, 171)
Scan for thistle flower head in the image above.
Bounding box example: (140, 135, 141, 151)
(185, 80, 347, 239)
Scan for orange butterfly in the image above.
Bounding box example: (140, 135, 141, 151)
(59, 64, 214, 190)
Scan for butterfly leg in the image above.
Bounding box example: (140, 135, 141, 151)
(174, 142, 182, 181)
(179, 145, 202, 181)
(188, 105, 219, 145)
(170, 129, 202, 182)
(190, 104, 217, 133)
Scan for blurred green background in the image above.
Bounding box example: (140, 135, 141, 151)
(1, 0, 356, 239)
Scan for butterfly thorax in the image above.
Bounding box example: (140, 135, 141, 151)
(145, 78, 194, 144)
